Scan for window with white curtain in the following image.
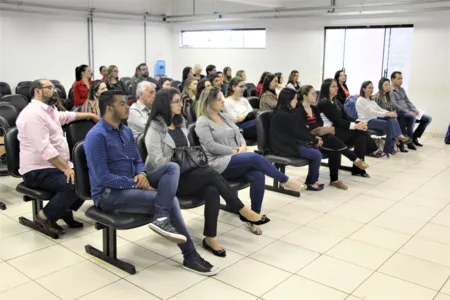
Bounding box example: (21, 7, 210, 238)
(322, 25, 414, 93)
(180, 29, 266, 49)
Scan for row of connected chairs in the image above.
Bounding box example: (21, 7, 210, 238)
(3, 118, 251, 274)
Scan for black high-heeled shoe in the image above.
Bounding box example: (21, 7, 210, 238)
(239, 214, 270, 225)
(203, 239, 226, 257)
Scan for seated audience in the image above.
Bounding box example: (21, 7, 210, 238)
(195, 78, 211, 114)
(299, 85, 369, 190)
(317, 79, 383, 178)
(158, 77, 172, 90)
(181, 66, 193, 89)
(274, 72, 284, 95)
(256, 71, 270, 98)
(224, 77, 258, 140)
(334, 70, 353, 105)
(128, 81, 156, 138)
(99, 65, 107, 81)
(131, 63, 157, 95)
(105, 65, 126, 93)
(223, 67, 232, 84)
(144, 88, 268, 257)
(181, 77, 198, 120)
(259, 73, 278, 112)
(194, 64, 205, 79)
(270, 88, 324, 191)
(73, 64, 93, 107)
(356, 81, 410, 155)
(17, 79, 100, 236)
(81, 80, 107, 116)
(206, 64, 217, 77)
(235, 70, 247, 81)
(286, 70, 301, 91)
(84, 90, 218, 275)
(390, 71, 432, 147)
(196, 87, 301, 235)
(373, 77, 411, 152)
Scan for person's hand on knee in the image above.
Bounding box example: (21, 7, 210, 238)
(134, 173, 154, 190)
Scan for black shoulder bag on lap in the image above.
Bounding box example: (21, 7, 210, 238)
(172, 146, 208, 174)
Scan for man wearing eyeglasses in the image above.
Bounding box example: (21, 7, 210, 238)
(16, 79, 100, 237)
(128, 81, 156, 138)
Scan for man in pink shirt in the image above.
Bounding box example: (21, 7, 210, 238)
(16, 79, 100, 237)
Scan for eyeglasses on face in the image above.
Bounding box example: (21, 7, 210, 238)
(40, 85, 56, 91)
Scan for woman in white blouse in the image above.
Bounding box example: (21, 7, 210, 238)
(355, 81, 410, 155)
(224, 77, 258, 140)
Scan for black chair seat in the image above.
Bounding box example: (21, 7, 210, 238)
(177, 194, 206, 209)
(367, 128, 385, 136)
(265, 154, 310, 167)
(227, 179, 251, 190)
(16, 182, 54, 200)
(85, 206, 153, 230)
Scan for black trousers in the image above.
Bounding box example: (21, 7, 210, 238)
(320, 150, 341, 182)
(23, 168, 84, 221)
(335, 129, 374, 174)
(177, 167, 245, 237)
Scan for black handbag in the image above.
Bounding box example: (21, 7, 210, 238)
(172, 146, 208, 174)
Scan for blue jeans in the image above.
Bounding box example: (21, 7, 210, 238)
(98, 163, 198, 260)
(401, 113, 432, 138)
(238, 119, 257, 140)
(297, 145, 322, 185)
(221, 152, 288, 213)
(368, 118, 402, 153)
(23, 168, 84, 221)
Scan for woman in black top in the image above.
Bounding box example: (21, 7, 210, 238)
(270, 88, 324, 191)
(298, 85, 369, 189)
(316, 79, 384, 177)
(286, 70, 301, 91)
(105, 65, 126, 93)
(144, 88, 269, 257)
(334, 70, 351, 105)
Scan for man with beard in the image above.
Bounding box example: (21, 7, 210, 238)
(131, 63, 158, 95)
(83, 90, 219, 275)
(16, 79, 100, 236)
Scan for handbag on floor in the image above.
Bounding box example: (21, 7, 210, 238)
(172, 146, 208, 174)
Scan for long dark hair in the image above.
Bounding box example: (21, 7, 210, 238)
(275, 88, 297, 111)
(319, 78, 336, 101)
(359, 81, 373, 98)
(88, 80, 104, 100)
(258, 71, 270, 84)
(334, 70, 346, 83)
(145, 88, 183, 135)
(223, 67, 232, 82)
(274, 72, 282, 84)
(75, 64, 89, 81)
(261, 73, 277, 98)
(378, 77, 391, 103)
(287, 70, 300, 87)
(182, 67, 192, 81)
(196, 78, 210, 99)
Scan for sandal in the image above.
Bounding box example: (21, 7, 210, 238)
(370, 149, 386, 158)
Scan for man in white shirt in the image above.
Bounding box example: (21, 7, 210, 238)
(128, 81, 156, 138)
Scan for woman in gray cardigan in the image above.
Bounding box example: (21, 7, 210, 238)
(195, 87, 302, 235)
(144, 88, 268, 257)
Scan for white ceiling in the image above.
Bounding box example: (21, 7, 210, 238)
(2, 0, 450, 20)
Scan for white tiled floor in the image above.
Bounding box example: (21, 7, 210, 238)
(1, 137, 450, 299)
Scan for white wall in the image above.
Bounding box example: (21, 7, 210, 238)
(0, 11, 88, 92)
(93, 19, 146, 80)
(170, 11, 450, 134)
(146, 22, 173, 77)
